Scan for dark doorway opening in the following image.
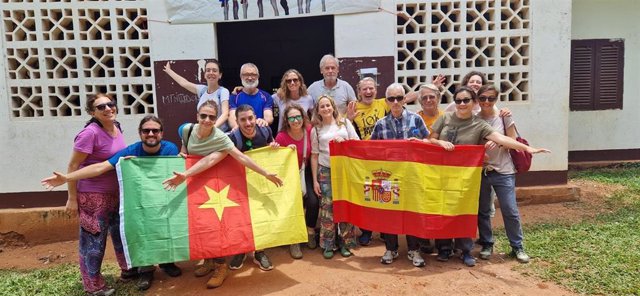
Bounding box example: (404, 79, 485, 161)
(216, 15, 334, 129)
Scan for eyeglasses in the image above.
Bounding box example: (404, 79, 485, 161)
(287, 115, 303, 122)
(199, 113, 217, 121)
(478, 96, 498, 102)
(386, 96, 404, 103)
(421, 95, 438, 101)
(454, 98, 472, 105)
(95, 101, 116, 111)
(285, 78, 299, 84)
(140, 128, 161, 135)
(241, 73, 258, 78)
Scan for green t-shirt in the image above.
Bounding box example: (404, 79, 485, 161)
(431, 112, 495, 145)
(181, 123, 234, 156)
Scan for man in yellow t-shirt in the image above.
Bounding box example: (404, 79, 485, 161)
(417, 84, 444, 133)
(347, 77, 389, 140)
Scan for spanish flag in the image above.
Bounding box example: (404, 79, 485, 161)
(116, 148, 306, 268)
(330, 140, 484, 239)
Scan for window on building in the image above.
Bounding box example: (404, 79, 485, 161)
(570, 39, 624, 111)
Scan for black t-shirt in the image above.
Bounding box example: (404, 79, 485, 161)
(228, 126, 273, 152)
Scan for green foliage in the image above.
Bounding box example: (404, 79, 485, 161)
(0, 263, 142, 296)
(496, 163, 640, 295)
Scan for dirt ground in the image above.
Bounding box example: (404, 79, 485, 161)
(0, 180, 619, 295)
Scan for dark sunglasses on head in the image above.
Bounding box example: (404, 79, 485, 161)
(478, 96, 498, 102)
(95, 101, 116, 111)
(386, 96, 404, 103)
(199, 113, 217, 121)
(285, 78, 300, 84)
(454, 98, 472, 105)
(287, 115, 303, 122)
(140, 128, 161, 135)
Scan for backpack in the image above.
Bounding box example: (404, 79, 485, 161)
(230, 126, 272, 150)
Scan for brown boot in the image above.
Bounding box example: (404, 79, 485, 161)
(206, 262, 228, 289)
(194, 258, 214, 277)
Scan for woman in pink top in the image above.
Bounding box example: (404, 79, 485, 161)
(275, 104, 317, 259)
(66, 93, 131, 296)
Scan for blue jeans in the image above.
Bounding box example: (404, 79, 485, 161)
(478, 171, 524, 249)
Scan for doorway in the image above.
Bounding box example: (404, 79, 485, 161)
(216, 15, 334, 130)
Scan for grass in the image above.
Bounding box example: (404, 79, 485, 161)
(496, 163, 640, 295)
(0, 263, 142, 296)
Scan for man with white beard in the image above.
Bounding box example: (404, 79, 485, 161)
(228, 63, 274, 129)
(307, 54, 356, 116)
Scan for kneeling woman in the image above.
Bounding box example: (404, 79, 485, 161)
(428, 86, 549, 267)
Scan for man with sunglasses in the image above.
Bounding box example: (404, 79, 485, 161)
(370, 83, 430, 268)
(40, 115, 181, 291)
(226, 104, 280, 271)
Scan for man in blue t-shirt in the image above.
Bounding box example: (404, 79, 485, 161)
(228, 63, 274, 129)
(40, 115, 180, 291)
(225, 104, 280, 272)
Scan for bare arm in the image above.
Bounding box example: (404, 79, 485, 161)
(42, 161, 114, 190)
(262, 109, 274, 125)
(163, 61, 199, 94)
(311, 153, 320, 196)
(486, 132, 550, 154)
(65, 151, 89, 212)
(215, 100, 230, 128)
(405, 91, 417, 104)
(162, 151, 229, 189)
(228, 110, 238, 129)
(228, 148, 283, 186)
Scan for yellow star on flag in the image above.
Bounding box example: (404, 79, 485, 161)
(199, 185, 239, 220)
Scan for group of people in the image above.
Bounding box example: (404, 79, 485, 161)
(41, 54, 549, 296)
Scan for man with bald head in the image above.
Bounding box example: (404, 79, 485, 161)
(228, 63, 274, 130)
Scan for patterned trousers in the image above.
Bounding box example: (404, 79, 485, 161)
(317, 166, 356, 250)
(77, 192, 128, 293)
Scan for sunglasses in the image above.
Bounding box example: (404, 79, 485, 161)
(478, 96, 498, 102)
(454, 98, 472, 105)
(140, 128, 161, 135)
(386, 96, 404, 103)
(287, 115, 303, 122)
(95, 101, 116, 111)
(285, 78, 300, 84)
(199, 113, 217, 121)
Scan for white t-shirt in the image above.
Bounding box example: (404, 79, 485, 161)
(311, 119, 359, 167)
(272, 93, 315, 131)
(196, 85, 230, 131)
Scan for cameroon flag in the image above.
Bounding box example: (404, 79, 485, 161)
(330, 140, 484, 239)
(116, 148, 306, 268)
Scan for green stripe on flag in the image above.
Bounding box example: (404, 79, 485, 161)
(117, 157, 190, 268)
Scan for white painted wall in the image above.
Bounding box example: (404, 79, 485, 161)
(569, 0, 640, 151)
(0, 0, 572, 195)
(509, 0, 571, 171)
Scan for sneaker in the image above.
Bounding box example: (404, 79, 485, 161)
(339, 246, 352, 257)
(206, 262, 228, 289)
(407, 250, 426, 267)
(307, 233, 317, 249)
(160, 263, 182, 277)
(358, 233, 372, 246)
(323, 248, 334, 259)
(253, 251, 273, 271)
(462, 253, 476, 267)
(289, 244, 303, 259)
(380, 250, 399, 264)
(136, 271, 154, 291)
(479, 245, 493, 260)
(436, 249, 451, 262)
(87, 288, 115, 296)
(229, 253, 247, 270)
(119, 268, 138, 282)
(511, 248, 530, 263)
(194, 259, 215, 277)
